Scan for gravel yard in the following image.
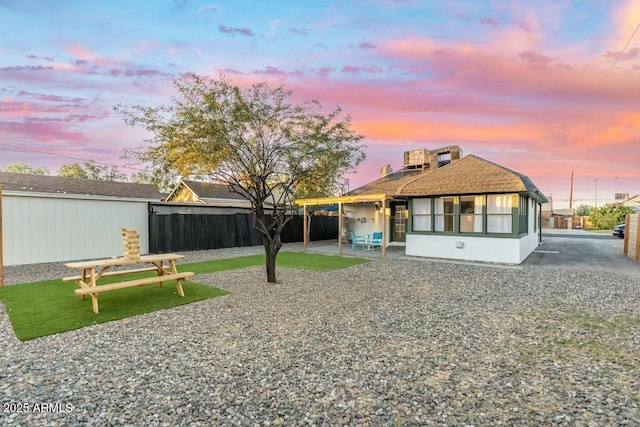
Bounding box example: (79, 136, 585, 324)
(1, 245, 639, 426)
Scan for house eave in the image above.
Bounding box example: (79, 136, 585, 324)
(295, 193, 391, 206)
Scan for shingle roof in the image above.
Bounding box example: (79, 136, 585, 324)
(182, 181, 246, 200)
(348, 169, 422, 197)
(348, 155, 547, 203)
(0, 172, 162, 199)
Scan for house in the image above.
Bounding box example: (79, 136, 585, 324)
(159, 179, 254, 214)
(622, 194, 640, 213)
(296, 146, 548, 264)
(0, 172, 161, 265)
(164, 180, 249, 206)
(159, 179, 253, 215)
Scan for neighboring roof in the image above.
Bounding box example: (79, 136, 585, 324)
(553, 208, 575, 216)
(0, 171, 161, 199)
(348, 154, 548, 203)
(183, 180, 246, 200)
(164, 180, 247, 202)
(622, 194, 640, 212)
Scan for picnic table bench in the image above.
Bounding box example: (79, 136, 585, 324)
(63, 253, 194, 314)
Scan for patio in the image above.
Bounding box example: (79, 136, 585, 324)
(302, 239, 407, 258)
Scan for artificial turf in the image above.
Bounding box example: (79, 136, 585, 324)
(0, 252, 368, 340)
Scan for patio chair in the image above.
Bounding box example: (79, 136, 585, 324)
(371, 232, 382, 250)
(351, 231, 366, 251)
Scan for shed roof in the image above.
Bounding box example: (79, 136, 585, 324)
(0, 172, 162, 199)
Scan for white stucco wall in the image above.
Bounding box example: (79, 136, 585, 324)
(345, 205, 383, 238)
(2, 192, 150, 266)
(406, 234, 527, 263)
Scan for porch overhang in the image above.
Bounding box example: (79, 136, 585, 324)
(295, 193, 390, 206)
(295, 193, 391, 256)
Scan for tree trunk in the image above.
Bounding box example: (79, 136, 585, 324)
(263, 236, 282, 283)
(265, 243, 277, 283)
(254, 208, 285, 283)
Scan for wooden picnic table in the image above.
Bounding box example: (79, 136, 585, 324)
(64, 253, 194, 314)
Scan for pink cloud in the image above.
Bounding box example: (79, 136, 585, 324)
(16, 91, 85, 103)
(25, 54, 54, 61)
(340, 65, 384, 74)
(0, 119, 92, 144)
(613, 0, 640, 41)
(341, 65, 362, 74)
(254, 66, 288, 76)
(381, 35, 640, 102)
(64, 44, 112, 67)
(518, 50, 554, 67)
(603, 47, 640, 61)
(478, 17, 500, 27)
(0, 65, 53, 73)
(218, 25, 255, 37)
(289, 28, 308, 36)
(359, 42, 378, 50)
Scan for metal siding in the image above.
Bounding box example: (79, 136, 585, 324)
(2, 195, 149, 266)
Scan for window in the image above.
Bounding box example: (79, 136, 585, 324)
(412, 198, 431, 231)
(435, 197, 455, 232)
(519, 195, 528, 234)
(487, 194, 513, 233)
(460, 195, 483, 233)
(395, 205, 407, 239)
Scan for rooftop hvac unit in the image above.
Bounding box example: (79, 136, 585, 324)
(403, 149, 429, 167)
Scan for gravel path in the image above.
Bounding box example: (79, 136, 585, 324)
(1, 244, 639, 426)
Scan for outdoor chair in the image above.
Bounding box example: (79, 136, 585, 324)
(351, 231, 366, 251)
(371, 232, 382, 250)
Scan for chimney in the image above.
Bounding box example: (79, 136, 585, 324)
(380, 164, 393, 177)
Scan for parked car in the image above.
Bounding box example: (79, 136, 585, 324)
(613, 224, 625, 238)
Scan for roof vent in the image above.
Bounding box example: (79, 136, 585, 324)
(380, 164, 393, 177)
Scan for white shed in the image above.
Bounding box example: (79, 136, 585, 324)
(0, 172, 161, 266)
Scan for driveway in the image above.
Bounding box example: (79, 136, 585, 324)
(523, 228, 639, 276)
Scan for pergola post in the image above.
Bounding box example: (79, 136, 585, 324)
(338, 202, 343, 254)
(381, 198, 387, 257)
(294, 194, 388, 257)
(303, 204, 308, 250)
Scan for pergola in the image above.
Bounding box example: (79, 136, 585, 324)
(295, 193, 391, 256)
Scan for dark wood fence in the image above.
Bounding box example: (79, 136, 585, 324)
(149, 213, 338, 253)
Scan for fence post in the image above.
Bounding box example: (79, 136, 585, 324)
(624, 214, 630, 255)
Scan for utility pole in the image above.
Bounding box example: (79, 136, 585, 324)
(594, 178, 598, 208)
(569, 171, 574, 209)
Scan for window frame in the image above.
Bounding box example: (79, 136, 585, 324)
(409, 193, 527, 236)
(434, 197, 455, 233)
(411, 198, 432, 232)
(459, 195, 484, 233)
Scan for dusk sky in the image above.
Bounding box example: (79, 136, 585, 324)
(1, 1, 639, 208)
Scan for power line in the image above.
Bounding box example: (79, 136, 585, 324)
(597, 22, 640, 92)
(538, 20, 640, 188)
(0, 147, 149, 173)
